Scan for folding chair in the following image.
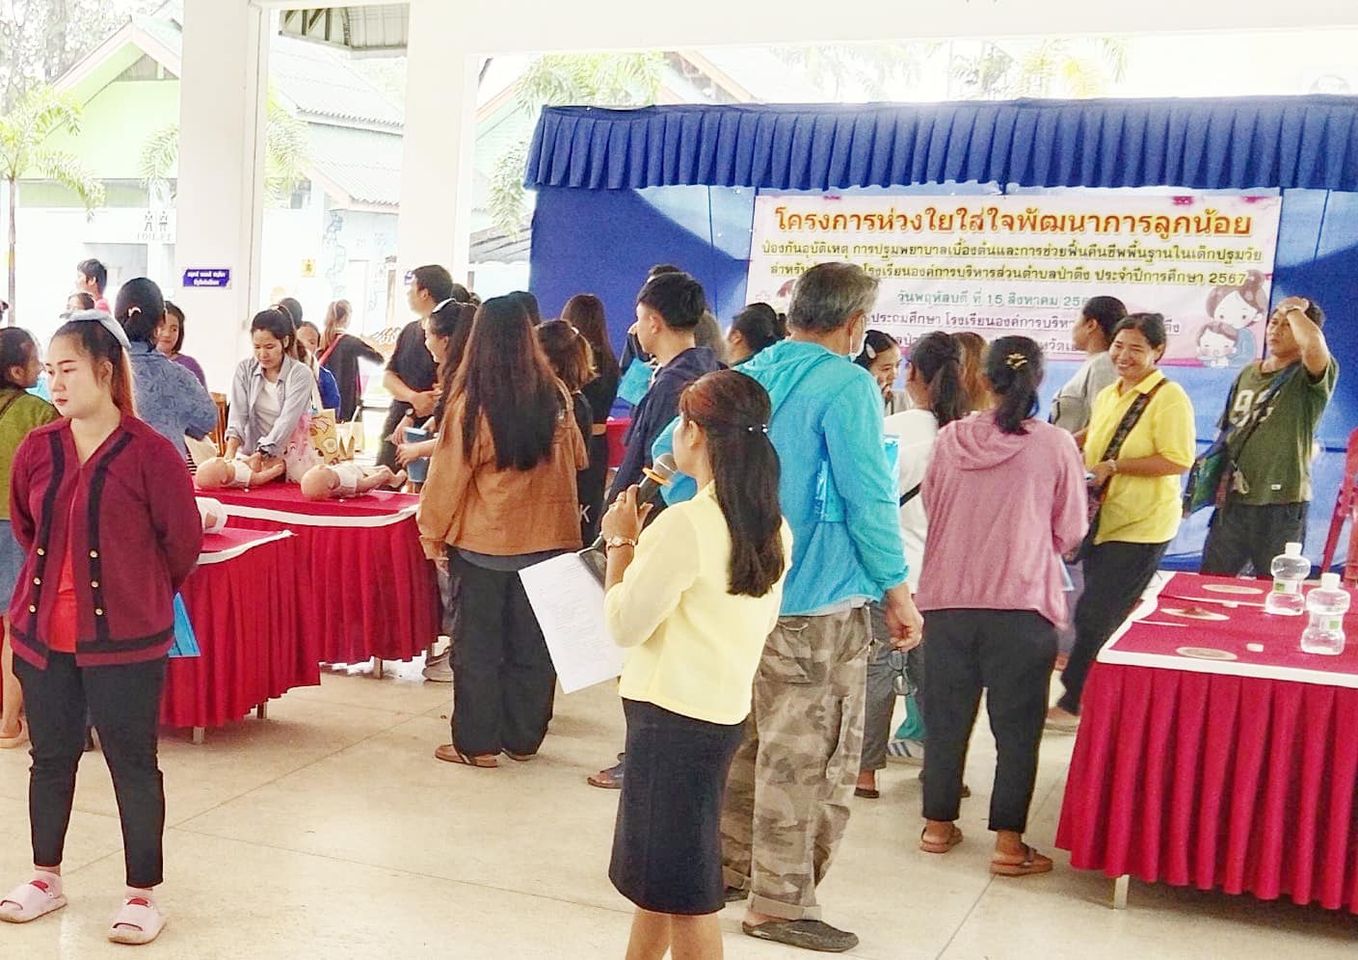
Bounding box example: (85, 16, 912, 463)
(1320, 426, 1358, 584)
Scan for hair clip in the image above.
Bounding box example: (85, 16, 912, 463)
(1005, 352, 1029, 370)
(126, 306, 142, 317)
(746, 424, 769, 434)
(865, 345, 877, 360)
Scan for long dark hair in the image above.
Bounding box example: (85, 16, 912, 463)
(562, 294, 619, 384)
(429, 300, 476, 406)
(164, 301, 186, 353)
(252, 307, 298, 358)
(908, 331, 967, 427)
(853, 330, 899, 370)
(457, 296, 562, 470)
(984, 335, 1045, 435)
(679, 371, 785, 598)
(730, 302, 786, 357)
(53, 315, 137, 418)
(114, 277, 165, 346)
(537, 320, 595, 392)
(0, 328, 38, 391)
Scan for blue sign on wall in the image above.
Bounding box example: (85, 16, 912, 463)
(182, 268, 232, 289)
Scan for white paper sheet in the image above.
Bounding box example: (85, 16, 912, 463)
(520, 552, 623, 694)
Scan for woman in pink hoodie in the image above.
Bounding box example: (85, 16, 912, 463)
(914, 336, 1088, 877)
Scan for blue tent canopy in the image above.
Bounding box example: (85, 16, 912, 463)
(526, 96, 1358, 194)
(526, 96, 1358, 569)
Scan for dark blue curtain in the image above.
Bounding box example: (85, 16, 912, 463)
(527, 97, 1358, 194)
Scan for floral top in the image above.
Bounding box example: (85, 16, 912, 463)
(127, 342, 219, 458)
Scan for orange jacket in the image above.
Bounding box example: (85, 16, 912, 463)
(418, 389, 588, 558)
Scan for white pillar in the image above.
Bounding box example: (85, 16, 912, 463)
(173, 0, 270, 392)
(395, 0, 479, 294)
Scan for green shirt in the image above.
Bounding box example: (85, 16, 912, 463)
(1223, 358, 1338, 505)
(0, 389, 59, 521)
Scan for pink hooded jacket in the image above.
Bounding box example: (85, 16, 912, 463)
(914, 413, 1089, 629)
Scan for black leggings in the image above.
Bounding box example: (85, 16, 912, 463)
(1057, 539, 1167, 715)
(15, 654, 167, 888)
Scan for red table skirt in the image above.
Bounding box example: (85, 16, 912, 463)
(1056, 661, 1358, 912)
(162, 531, 316, 728)
(606, 418, 630, 469)
(226, 514, 438, 664)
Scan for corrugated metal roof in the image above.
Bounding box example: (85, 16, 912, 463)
(305, 122, 403, 206)
(135, 4, 404, 129)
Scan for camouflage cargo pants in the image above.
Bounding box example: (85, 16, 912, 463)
(720, 607, 871, 921)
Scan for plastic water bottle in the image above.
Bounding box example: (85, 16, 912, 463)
(1264, 542, 1310, 616)
(1300, 573, 1351, 656)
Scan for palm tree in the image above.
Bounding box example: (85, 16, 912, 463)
(489, 53, 665, 235)
(772, 42, 934, 100)
(140, 93, 310, 206)
(951, 38, 1129, 100)
(0, 86, 105, 324)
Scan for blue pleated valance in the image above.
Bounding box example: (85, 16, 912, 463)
(524, 96, 1358, 193)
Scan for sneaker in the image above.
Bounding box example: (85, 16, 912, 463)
(886, 738, 925, 765)
(742, 918, 858, 953)
(422, 650, 452, 683)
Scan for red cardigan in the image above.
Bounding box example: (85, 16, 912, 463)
(8, 416, 202, 669)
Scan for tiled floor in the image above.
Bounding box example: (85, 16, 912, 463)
(1, 661, 1354, 958)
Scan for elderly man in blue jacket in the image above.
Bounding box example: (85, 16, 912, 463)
(695, 262, 922, 953)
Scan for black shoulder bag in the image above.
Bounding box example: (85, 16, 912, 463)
(1068, 378, 1168, 562)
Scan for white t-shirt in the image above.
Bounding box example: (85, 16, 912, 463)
(255, 377, 282, 434)
(884, 407, 940, 591)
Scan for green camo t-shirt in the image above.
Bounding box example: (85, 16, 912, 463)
(1223, 358, 1338, 505)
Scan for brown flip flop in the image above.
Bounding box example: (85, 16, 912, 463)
(991, 843, 1053, 877)
(433, 744, 497, 768)
(919, 824, 963, 854)
(854, 786, 880, 799)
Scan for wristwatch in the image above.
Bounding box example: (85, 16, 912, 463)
(605, 536, 638, 551)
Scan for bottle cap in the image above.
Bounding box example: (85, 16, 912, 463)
(1320, 572, 1342, 589)
(1285, 542, 1302, 556)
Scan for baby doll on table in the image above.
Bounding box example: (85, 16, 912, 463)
(195, 452, 287, 491)
(300, 462, 407, 501)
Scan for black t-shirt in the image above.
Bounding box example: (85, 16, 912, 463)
(384, 320, 437, 422)
(582, 367, 620, 425)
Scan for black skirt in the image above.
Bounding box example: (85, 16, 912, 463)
(609, 699, 745, 915)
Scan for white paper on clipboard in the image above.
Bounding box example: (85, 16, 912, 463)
(520, 552, 624, 694)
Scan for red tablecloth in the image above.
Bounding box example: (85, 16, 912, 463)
(162, 528, 315, 729)
(209, 483, 439, 664)
(1057, 572, 1358, 912)
(606, 417, 630, 469)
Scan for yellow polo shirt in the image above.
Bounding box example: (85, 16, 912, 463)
(605, 483, 793, 726)
(1084, 370, 1196, 545)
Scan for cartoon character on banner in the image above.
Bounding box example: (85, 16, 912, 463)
(1195, 321, 1239, 368)
(1203, 270, 1268, 368)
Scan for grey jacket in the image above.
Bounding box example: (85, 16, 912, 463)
(225, 355, 316, 457)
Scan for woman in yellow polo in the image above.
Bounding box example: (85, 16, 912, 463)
(1049, 313, 1195, 727)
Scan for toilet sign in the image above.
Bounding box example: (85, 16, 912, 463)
(182, 268, 232, 289)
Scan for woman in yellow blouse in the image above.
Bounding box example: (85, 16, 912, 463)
(1049, 313, 1195, 729)
(601, 369, 791, 960)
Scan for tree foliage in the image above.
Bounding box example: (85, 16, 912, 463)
(140, 92, 310, 207)
(0, 0, 162, 112)
(951, 38, 1129, 100)
(772, 42, 934, 100)
(489, 53, 665, 236)
(0, 86, 105, 322)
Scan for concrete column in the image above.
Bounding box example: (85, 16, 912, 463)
(395, 0, 479, 293)
(173, 0, 270, 391)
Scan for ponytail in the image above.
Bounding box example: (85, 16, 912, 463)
(322, 300, 351, 352)
(908, 331, 967, 427)
(679, 370, 785, 598)
(984, 335, 1045, 435)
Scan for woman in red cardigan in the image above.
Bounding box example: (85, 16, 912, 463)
(0, 313, 201, 946)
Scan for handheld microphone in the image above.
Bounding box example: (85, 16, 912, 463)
(588, 453, 677, 552)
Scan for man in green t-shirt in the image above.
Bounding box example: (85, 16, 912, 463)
(1201, 296, 1337, 576)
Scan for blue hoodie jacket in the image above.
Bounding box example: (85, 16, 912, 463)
(655, 339, 907, 615)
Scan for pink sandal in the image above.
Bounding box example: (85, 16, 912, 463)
(0, 876, 67, 924)
(108, 895, 166, 945)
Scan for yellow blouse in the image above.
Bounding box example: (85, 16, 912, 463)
(605, 484, 793, 725)
(1084, 370, 1196, 545)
